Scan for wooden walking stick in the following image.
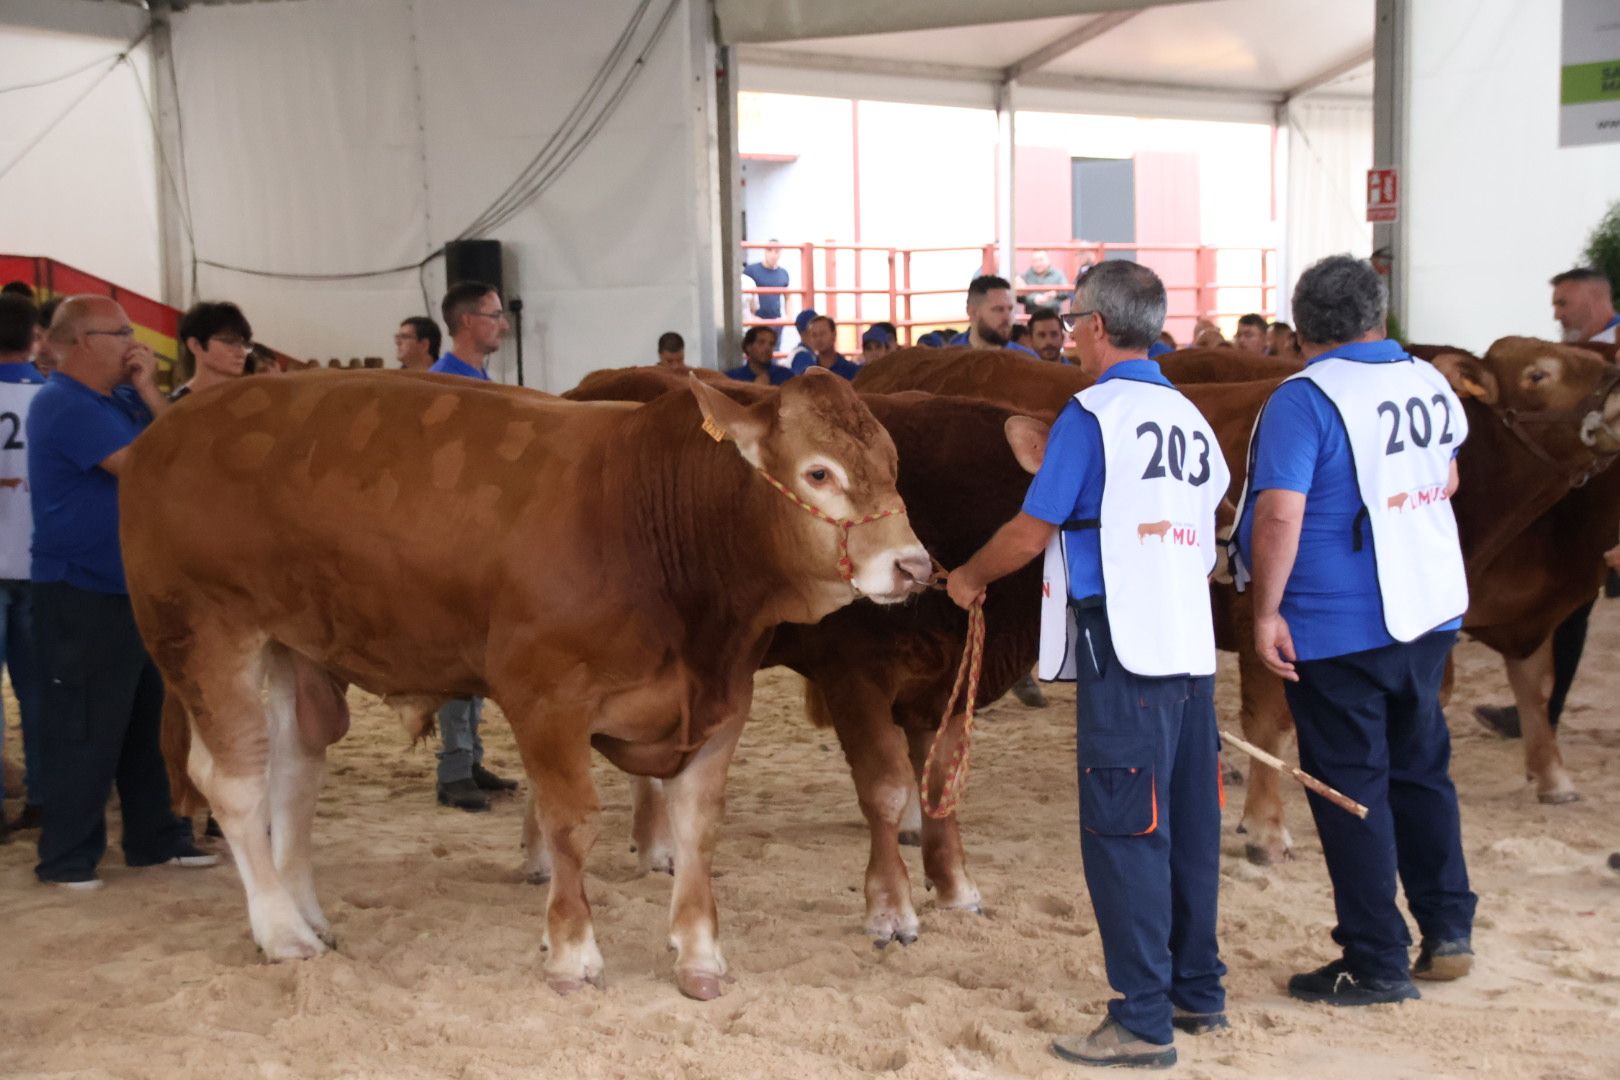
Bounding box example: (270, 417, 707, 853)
(1220, 729, 1369, 819)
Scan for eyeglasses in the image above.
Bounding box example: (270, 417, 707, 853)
(393, 332, 418, 343)
(84, 327, 136, 341)
(470, 310, 508, 322)
(1059, 310, 1097, 334)
(211, 334, 251, 349)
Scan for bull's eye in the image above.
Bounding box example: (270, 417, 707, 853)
(1528, 370, 1548, 384)
(805, 467, 830, 485)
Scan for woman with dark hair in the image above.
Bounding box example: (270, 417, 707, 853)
(172, 301, 253, 401)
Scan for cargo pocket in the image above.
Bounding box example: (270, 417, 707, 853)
(1079, 734, 1158, 836)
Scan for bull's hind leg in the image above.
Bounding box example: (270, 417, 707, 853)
(264, 648, 346, 943)
(663, 714, 746, 1000)
(1504, 640, 1577, 803)
(629, 775, 675, 875)
(1235, 636, 1295, 865)
(179, 643, 326, 961)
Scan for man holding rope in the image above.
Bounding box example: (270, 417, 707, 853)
(1233, 255, 1477, 1005)
(948, 261, 1229, 1070)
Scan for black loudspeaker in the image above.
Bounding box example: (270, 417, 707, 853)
(444, 239, 503, 296)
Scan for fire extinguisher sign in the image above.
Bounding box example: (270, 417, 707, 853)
(1367, 168, 1399, 224)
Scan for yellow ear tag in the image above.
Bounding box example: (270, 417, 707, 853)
(1460, 378, 1488, 399)
(701, 415, 726, 442)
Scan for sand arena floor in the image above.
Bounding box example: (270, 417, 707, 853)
(2, 607, 1618, 1079)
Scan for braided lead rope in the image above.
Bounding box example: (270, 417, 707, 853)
(920, 590, 987, 820)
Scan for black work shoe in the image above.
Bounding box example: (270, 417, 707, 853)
(1171, 1008, 1229, 1035)
(1009, 672, 1047, 708)
(472, 764, 519, 792)
(128, 841, 221, 868)
(1472, 704, 1521, 739)
(437, 778, 491, 812)
(1288, 960, 1419, 1006)
(1414, 938, 1474, 981)
(1051, 1017, 1176, 1069)
(14, 803, 42, 831)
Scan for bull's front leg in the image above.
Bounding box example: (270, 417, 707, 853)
(662, 713, 746, 1000)
(1232, 595, 1295, 865)
(814, 675, 921, 947)
(513, 719, 604, 994)
(904, 724, 982, 914)
(1503, 640, 1578, 803)
(519, 789, 553, 885)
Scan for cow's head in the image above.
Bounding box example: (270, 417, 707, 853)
(689, 370, 932, 607)
(1432, 337, 1620, 459)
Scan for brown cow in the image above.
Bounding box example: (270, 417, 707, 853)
(120, 368, 932, 998)
(1156, 348, 1302, 384)
(856, 341, 1620, 862)
(561, 366, 1048, 942)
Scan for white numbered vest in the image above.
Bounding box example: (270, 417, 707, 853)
(0, 379, 42, 581)
(1233, 357, 1469, 643)
(1039, 378, 1230, 680)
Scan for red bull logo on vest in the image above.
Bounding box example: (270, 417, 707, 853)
(1136, 520, 1198, 547)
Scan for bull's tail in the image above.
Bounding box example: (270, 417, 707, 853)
(160, 688, 208, 817)
(803, 676, 836, 730)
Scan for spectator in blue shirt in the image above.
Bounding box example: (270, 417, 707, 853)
(790, 316, 861, 380)
(395, 316, 440, 372)
(726, 325, 792, 386)
(27, 295, 220, 887)
(949, 276, 1039, 357)
(859, 325, 897, 366)
(742, 242, 792, 327)
(427, 281, 519, 811)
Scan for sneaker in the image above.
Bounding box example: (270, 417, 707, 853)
(1472, 704, 1521, 739)
(133, 841, 221, 868)
(1414, 938, 1474, 981)
(1051, 1016, 1176, 1069)
(1171, 1008, 1229, 1035)
(437, 777, 491, 812)
(52, 877, 105, 892)
(471, 764, 519, 793)
(1288, 959, 1420, 1006)
(1009, 672, 1047, 708)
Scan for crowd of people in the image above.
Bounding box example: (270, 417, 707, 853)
(2, 251, 1617, 1070)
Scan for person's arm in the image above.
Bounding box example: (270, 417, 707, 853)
(947, 512, 1056, 608)
(124, 342, 169, 420)
(1249, 489, 1306, 681)
(1445, 457, 1460, 498)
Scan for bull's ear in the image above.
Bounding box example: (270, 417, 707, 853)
(1004, 415, 1050, 475)
(1431, 351, 1498, 404)
(689, 373, 768, 466)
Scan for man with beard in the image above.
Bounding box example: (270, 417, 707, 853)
(949, 276, 1038, 357)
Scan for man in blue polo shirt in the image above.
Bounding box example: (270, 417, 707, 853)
(28, 295, 219, 887)
(427, 281, 519, 812)
(742, 242, 792, 328)
(726, 325, 792, 385)
(1235, 255, 1477, 1005)
(949, 262, 1228, 1069)
(789, 315, 861, 379)
(949, 275, 1039, 357)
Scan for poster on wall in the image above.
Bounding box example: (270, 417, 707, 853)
(1561, 0, 1620, 147)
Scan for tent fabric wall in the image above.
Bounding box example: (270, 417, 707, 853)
(167, 0, 711, 389)
(1282, 97, 1372, 317)
(1406, 0, 1620, 352)
(0, 2, 161, 297)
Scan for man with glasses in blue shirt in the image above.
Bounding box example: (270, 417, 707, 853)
(427, 282, 520, 812)
(948, 262, 1228, 1069)
(28, 296, 219, 888)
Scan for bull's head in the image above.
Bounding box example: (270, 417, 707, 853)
(688, 370, 932, 610)
(1433, 337, 1620, 462)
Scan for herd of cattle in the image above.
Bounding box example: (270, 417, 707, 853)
(118, 338, 1620, 999)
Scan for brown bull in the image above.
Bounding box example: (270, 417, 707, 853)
(121, 368, 931, 998)
(856, 341, 1620, 863)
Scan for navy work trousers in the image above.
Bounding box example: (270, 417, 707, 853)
(1072, 607, 1225, 1046)
(1284, 629, 1476, 981)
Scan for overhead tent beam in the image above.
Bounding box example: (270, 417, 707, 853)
(713, 0, 1176, 44)
(1003, 10, 1140, 83)
(1282, 44, 1374, 102)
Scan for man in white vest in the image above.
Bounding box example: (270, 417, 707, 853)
(948, 261, 1228, 1070)
(1234, 254, 1477, 1006)
(0, 292, 47, 842)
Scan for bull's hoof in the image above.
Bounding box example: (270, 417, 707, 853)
(1608, 852, 1619, 872)
(1243, 842, 1292, 867)
(675, 969, 725, 1001)
(1537, 789, 1581, 805)
(261, 931, 327, 963)
(314, 928, 339, 950)
(897, 830, 922, 847)
(548, 971, 606, 996)
(867, 912, 920, 948)
(525, 870, 551, 886)
(637, 850, 675, 876)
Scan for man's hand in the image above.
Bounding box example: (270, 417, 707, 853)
(1605, 543, 1620, 572)
(124, 342, 157, 392)
(1254, 611, 1299, 682)
(946, 567, 985, 610)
